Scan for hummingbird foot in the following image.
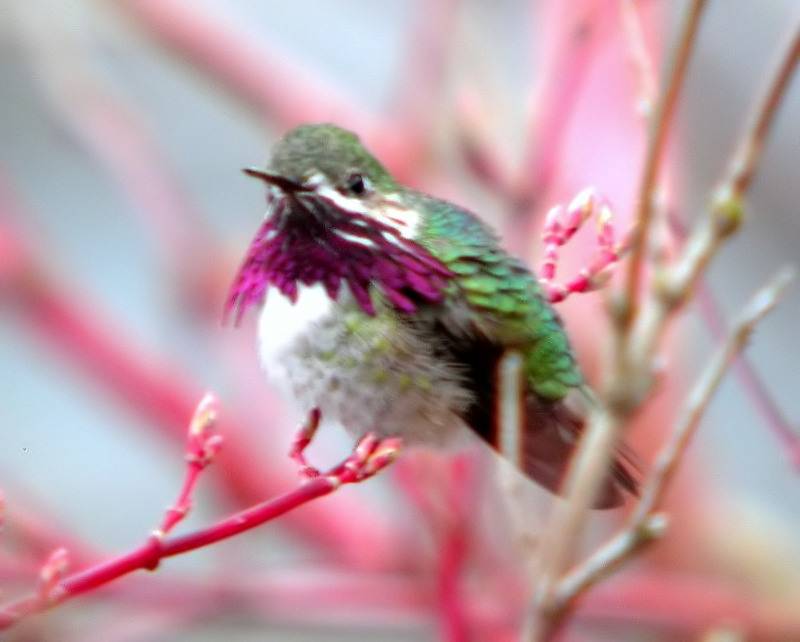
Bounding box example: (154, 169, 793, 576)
(288, 408, 322, 479)
(326, 432, 404, 482)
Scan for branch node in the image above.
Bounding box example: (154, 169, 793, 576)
(639, 512, 669, 540)
(709, 183, 746, 239)
(654, 267, 686, 310)
(607, 290, 634, 329)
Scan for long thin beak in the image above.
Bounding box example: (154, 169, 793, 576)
(243, 168, 304, 193)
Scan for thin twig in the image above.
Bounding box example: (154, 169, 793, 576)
(515, 0, 612, 214)
(527, 4, 800, 639)
(0, 431, 399, 630)
(0, 177, 401, 565)
(117, 0, 368, 132)
(526, 404, 623, 641)
(666, 209, 800, 468)
(14, 3, 216, 278)
(633, 23, 800, 361)
(620, 0, 708, 328)
(631, 270, 793, 522)
(154, 392, 223, 538)
(695, 281, 800, 469)
(498, 351, 524, 470)
(723, 25, 800, 198)
(553, 269, 793, 605)
(618, 0, 658, 119)
(436, 457, 475, 642)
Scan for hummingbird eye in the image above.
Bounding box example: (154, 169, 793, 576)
(345, 173, 369, 196)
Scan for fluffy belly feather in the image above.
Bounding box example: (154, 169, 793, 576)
(258, 283, 472, 445)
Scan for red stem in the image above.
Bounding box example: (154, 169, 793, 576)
(0, 176, 403, 567)
(0, 236, 406, 565)
(515, 0, 612, 212)
(117, 0, 368, 132)
(0, 476, 341, 629)
(388, 0, 460, 179)
(162, 476, 336, 556)
(437, 529, 469, 642)
(22, 282, 405, 563)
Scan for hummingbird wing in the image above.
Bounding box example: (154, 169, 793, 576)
(430, 318, 637, 507)
(416, 196, 637, 507)
(416, 196, 583, 398)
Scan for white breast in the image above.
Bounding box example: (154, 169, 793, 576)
(256, 280, 473, 447)
(258, 283, 335, 374)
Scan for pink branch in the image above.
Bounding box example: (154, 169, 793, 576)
(117, 0, 372, 133)
(160, 474, 355, 558)
(0, 405, 399, 631)
(437, 530, 469, 642)
(538, 188, 631, 303)
(0, 178, 404, 568)
(24, 282, 403, 563)
(456, 89, 516, 196)
(387, 0, 461, 178)
(29, 55, 215, 280)
(436, 458, 477, 642)
(667, 213, 800, 469)
(515, 0, 615, 212)
(155, 392, 223, 537)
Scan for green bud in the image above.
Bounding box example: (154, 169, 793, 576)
(710, 184, 745, 238)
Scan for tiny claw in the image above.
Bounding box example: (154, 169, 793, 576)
(324, 433, 403, 482)
(288, 408, 323, 477)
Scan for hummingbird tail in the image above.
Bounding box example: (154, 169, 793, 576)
(519, 395, 638, 508)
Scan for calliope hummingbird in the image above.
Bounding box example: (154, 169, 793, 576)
(227, 124, 636, 507)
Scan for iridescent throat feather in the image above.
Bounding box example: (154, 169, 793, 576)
(225, 191, 453, 323)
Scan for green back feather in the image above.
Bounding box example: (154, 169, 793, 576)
(414, 194, 583, 401)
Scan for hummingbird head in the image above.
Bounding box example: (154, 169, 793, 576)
(253, 124, 398, 196)
(244, 124, 426, 240)
(225, 124, 452, 323)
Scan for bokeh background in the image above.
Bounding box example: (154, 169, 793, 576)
(1, 1, 799, 640)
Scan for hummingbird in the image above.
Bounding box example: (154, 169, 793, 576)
(227, 123, 636, 507)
